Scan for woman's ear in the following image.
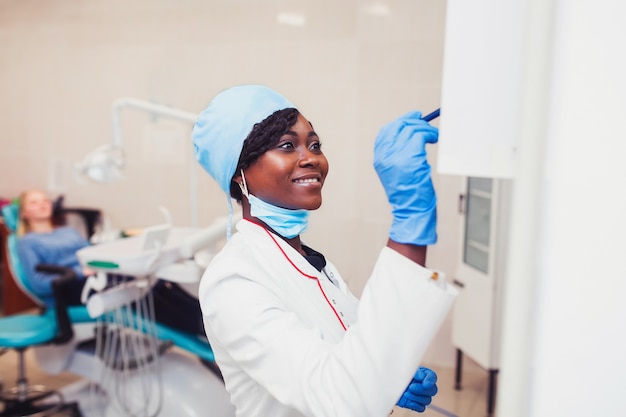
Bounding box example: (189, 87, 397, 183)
(235, 170, 250, 197)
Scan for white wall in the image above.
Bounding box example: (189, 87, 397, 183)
(0, 1, 461, 367)
(500, 0, 626, 415)
(435, 0, 626, 415)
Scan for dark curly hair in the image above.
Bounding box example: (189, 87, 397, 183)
(230, 107, 300, 202)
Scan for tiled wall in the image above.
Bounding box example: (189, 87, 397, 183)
(0, 0, 463, 366)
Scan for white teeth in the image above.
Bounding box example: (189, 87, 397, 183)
(294, 178, 318, 183)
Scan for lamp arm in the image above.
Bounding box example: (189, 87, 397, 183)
(76, 97, 201, 225)
(111, 97, 198, 148)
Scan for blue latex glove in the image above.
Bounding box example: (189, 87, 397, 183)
(373, 111, 438, 245)
(396, 367, 439, 413)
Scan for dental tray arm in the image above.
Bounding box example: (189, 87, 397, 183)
(76, 216, 237, 282)
(178, 215, 234, 259)
(86, 280, 150, 318)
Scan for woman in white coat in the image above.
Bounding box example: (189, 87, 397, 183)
(192, 84, 457, 417)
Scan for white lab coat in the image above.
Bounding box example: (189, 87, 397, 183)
(199, 219, 457, 417)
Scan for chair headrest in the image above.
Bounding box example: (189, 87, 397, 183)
(1, 202, 19, 232)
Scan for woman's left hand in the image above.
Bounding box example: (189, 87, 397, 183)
(396, 366, 438, 413)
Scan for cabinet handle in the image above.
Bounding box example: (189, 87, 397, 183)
(453, 279, 465, 289)
(458, 194, 466, 214)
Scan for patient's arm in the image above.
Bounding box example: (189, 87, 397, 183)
(82, 266, 97, 276)
(16, 226, 91, 298)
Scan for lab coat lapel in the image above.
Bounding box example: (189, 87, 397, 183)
(237, 220, 359, 340)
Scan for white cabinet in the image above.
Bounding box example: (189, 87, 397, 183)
(451, 177, 511, 416)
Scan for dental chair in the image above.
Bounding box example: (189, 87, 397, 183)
(0, 263, 77, 416)
(1, 199, 219, 368)
(0, 198, 103, 318)
(0, 200, 101, 415)
(1, 201, 236, 417)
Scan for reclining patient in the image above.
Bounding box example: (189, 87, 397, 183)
(15, 189, 205, 336)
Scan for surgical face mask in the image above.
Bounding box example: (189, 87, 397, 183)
(239, 170, 309, 238)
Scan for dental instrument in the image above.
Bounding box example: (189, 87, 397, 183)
(25, 216, 239, 417)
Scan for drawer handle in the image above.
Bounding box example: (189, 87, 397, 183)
(453, 279, 465, 288)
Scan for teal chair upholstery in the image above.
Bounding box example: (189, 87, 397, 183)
(0, 314, 63, 416)
(0, 266, 75, 416)
(0, 203, 82, 415)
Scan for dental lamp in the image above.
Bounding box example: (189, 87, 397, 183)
(75, 98, 199, 225)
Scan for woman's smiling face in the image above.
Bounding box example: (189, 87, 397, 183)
(241, 113, 329, 210)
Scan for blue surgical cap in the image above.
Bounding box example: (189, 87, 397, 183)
(192, 84, 295, 195)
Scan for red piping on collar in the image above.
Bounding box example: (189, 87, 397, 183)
(245, 218, 347, 331)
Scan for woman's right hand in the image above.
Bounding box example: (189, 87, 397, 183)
(373, 111, 438, 246)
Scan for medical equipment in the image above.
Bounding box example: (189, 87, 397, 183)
(60, 217, 238, 417)
(75, 98, 197, 184)
(75, 98, 200, 226)
(1, 201, 238, 417)
(243, 194, 310, 239)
